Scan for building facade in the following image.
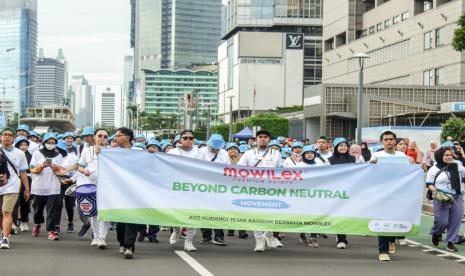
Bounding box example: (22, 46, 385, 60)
(323, 0, 464, 86)
(69, 75, 93, 129)
(93, 86, 123, 128)
(0, 0, 37, 115)
(35, 50, 66, 107)
(123, 55, 134, 127)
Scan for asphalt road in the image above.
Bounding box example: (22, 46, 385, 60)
(1, 215, 465, 276)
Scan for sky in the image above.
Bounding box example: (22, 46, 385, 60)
(37, 0, 131, 86)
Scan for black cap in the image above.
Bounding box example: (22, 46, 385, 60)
(256, 130, 271, 138)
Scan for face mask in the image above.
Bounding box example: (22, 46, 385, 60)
(45, 144, 56, 150)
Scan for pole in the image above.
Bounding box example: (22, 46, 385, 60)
(228, 96, 234, 141)
(356, 59, 364, 144)
(206, 104, 210, 139)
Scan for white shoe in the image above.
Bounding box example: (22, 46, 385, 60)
(254, 237, 266, 252)
(91, 238, 98, 246)
(265, 236, 282, 248)
(123, 249, 133, 259)
(379, 253, 390, 261)
(398, 239, 407, 246)
(170, 231, 179, 245)
(184, 240, 197, 251)
(98, 239, 107, 249)
(336, 242, 347, 249)
(119, 246, 125, 254)
(20, 222, 29, 232)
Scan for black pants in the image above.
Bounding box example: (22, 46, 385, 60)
(12, 177, 31, 224)
(378, 236, 396, 253)
(116, 223, 139, 251)
(201, 228, 224, 241)
(337, 234, 348, 243)
(55, 184, 75, 226)
(33, 195, 60, 232)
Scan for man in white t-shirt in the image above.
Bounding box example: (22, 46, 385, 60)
(198, 134, 230, 246)
(168, 130, 201, 251)
(316, 136, 332, 163)
(0, 128, 30, 249)
(237, 130, 283, 252)
(370, 130, 413, 262)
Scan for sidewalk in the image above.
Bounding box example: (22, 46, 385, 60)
(408, 214, 465, 257)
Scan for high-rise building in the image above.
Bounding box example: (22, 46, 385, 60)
(93, 86, 123, 128)
(69, 75, 93, 129)
(123, 55, 134, 126)
(35, 49, 66, 107)
(134, 0, 222, 77)
(218, 0, 323, 122)
(0, 0, 38, 115)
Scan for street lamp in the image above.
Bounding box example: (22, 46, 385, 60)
(353, 53, 370, 143)
(227, 95, 235, 142)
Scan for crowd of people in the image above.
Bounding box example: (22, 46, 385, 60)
(0, 124, 464, 262)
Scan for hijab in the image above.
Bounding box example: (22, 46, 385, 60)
(302, 151, 316, 165)
(434, 148, 461, 194)
(329, 142, 355, 165)
(40, 138, 62, 159)
(350, 144, 363, 161)
(360, 142, 371, 161)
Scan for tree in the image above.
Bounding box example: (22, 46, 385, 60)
(242, 113, 289, 138)
(452, 14, 465, 52)
(441, 117, 465, 142)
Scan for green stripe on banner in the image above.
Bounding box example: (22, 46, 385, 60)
(99, 208, 420, 236)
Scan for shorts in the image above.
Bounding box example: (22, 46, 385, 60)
(0, 193, 19, 213)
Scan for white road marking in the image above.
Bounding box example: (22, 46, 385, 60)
(175, 250, 214, 276)
(406, 239, 465, 262)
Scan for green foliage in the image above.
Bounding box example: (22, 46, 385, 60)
(452, 14, 465, 52)
(242, 113, 289, 138)
(270, 105, 303, 114)
(193, 130, 207, 141)
(441, 117, 465, 141)
(209, 124, 229, 141)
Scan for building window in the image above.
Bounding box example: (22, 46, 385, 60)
(435, 68, 444, 85)
(369, 26, 375, 34)
(227, 44, 234, 90)
(362, 29, 367, 37)
(401, 12, 409, 21)
(435, 27, 445, 46)
(384, 19, 391, 28)
(376, 23, 382, 31)
(424, 1, 432, 12)
(393, 15, 400, 24)
(424, 31, 433, 49)
(423, 69, 434, 86)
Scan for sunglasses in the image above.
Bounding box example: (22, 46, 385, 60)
(182, 136, 194, 141)
(98, 134, 108, 139)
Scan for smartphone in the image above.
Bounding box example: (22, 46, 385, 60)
(45, 158, 52, 164)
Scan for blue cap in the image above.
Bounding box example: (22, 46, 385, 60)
(239, 141, 246, 145)
(63, 132, 76, 139)
(14, 136, 29, 147)
(292, 141, 304, 149)
(43, 133, 57, 143)
(276, 136, 286, 142)
(269, 140, 281, 151)
(226, 142, 239, 151)
(57, 134, 64, 140)
(28, 131, 39, 138)
(135, 134, 146, 141)
(207, 134, 225, 150)
(16, 124, 30, 134)
(303, 144, 317, 154)
(56, 140, 68, 151)
(441, 141, 454, 148)
(239, 144, 250, 153)
(161, 142, 173, 152)
(81, 127, 95, 138)
(333, 137, 348, 149)
(133, 142, 146, 149)
(146, 138, 161, 149)
(281, 147, 292, 158)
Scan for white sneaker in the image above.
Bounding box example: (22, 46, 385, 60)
(91, 238, 98, 246)
(20, 222, 29, 232)
(254, 237, 266, 252)
(184, 240, 197, 251)
(336, 242, 347, 249)
(119, 246, 125, 254)
(0, 237, 10, 249)
(398, 239, 407, 246)
(379, 253, 390, 261)
(265, 236, 282, 248)
(123, 249, 133, 259)
(98, 239, 107, 249)
(170, 230, 179, 245)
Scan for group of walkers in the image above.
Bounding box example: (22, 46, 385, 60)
(0, 124, 464, 262)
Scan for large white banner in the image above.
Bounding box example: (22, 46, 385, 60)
(97, 149, 424, 236)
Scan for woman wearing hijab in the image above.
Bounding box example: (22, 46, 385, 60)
(13, 136, 32, 232)
(350, 144, 365, 163)
(426, 147, 465, 252)
(328, 138, 356, 249)
(423, 141, 438, 170)
(360, 142, 371, 162)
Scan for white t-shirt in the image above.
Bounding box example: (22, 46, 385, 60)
(370, 150, 407, 163)
(237, 148, 282, 168)
(169, 147, 201, 159)
(30, 150, 64, 196)
(62, 153, 78, 178)
(426, 162, 465, 194)
(0, 146, 28, 195)
(78, 146, 99, 185)
(283, 156, 302, 168)
(355, 155, 365, 163)
(198, 147, 231, 164)
(317, 150, 332, 163)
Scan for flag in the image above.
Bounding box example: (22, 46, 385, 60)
(253, 85, 256, 99)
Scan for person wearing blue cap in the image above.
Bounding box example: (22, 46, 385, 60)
(146, 139, 161, 153)
(78, 127, 96, 159)
(0, 128, 30, 249)
(16, 125, 40, 155)
(134, 134, 146, 143)
(239, 144, 250, 154)
(168, 129, 200, 251)
(369, 130, 412, 261)
(225, 142, 240, 165)
(13, 136, 33, 233)
(268, 140, 281, 152)
(282, 141, 304, 168)
(29, 132, 65, 242)
(63, 132, 77, 156)
(198, 134, 230, 246)
(238, 129, 283, 252)
(161, 142, 174, 153)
